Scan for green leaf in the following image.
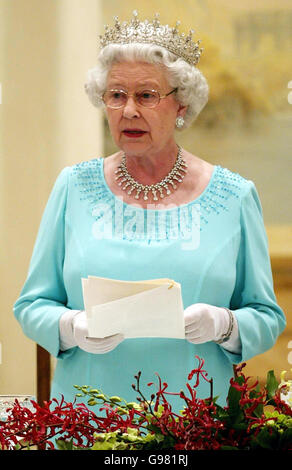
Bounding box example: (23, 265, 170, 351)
(220, 445, 239, 450)
(91, 440, 116, 450)
(278, 428, 292, 450)
(226, 376, 245, 426)
(55, 438, 74, 450)
(215, 403, 229, 420)
(87, 398, 98, 406)
(266, 370, 279, 400)
(157, 434, 176, 449)
(253, 403, 264, 418)
(251, 427, 279, 450)
(110, 396, 122, 402)
(147, 423, 162, 434)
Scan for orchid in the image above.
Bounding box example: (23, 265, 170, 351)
(0, 356, 291, 450)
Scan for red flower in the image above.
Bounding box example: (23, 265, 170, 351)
(187, 356, 211, 387)
(1, 356, 291, 451)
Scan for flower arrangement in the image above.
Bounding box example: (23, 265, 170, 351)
(0, 356, 291, 451)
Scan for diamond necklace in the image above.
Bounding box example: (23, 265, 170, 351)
(114, 147, 188, 201)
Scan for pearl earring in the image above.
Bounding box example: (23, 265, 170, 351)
(176, 116, 185, 128)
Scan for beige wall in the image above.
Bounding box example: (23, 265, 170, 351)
(0, 0, 102, 396)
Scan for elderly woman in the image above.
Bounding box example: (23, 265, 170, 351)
(14, 12, 285, 410)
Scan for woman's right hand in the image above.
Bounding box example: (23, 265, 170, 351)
(59, 310, 124, 354)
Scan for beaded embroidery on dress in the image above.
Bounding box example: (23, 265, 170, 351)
(72, 158, 246, 244)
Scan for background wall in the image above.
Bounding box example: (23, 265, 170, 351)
(102, 0, 292, 385)
(0, 0, 291, 397)
(103, 0, 292, 225)
(0, 0, 102, 396)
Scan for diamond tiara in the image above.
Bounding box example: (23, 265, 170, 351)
(99, 10, 204, 66)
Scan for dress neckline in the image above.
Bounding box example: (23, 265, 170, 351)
(99, 157, 219, 213)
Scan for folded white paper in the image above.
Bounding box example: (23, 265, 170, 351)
(81, 276, 185, 339)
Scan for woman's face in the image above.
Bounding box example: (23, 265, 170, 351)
(104, 61, 186, 157)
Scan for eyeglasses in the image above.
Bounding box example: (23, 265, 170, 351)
(101, 88, 177, 109)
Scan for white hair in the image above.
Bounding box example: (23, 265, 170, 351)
(84, 43, 209, 130)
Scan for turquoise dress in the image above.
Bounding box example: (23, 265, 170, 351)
(13, 157, 286, 410)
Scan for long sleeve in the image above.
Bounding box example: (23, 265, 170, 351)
(223, 181, 286, 363)
(13, 167, 74, 359)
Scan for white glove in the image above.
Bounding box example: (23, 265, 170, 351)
(59, 310, 124, 354)
(184, 303, 241, 353)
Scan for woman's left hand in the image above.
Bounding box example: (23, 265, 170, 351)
(184, 303, 231, 344)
